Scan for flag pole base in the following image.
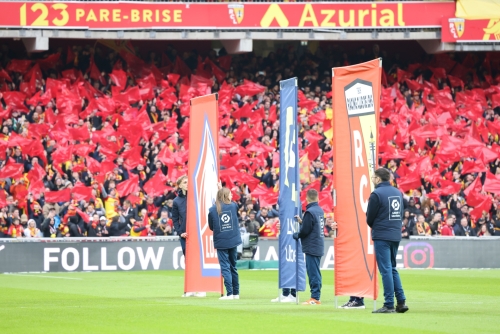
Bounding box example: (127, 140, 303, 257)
(335, 296, 338, 309)
(373, 299, 377, 311)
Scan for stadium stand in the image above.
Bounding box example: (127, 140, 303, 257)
(0, 38, 499, 239)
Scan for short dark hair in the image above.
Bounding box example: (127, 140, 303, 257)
(306, 189, 319, 202)
(374, 168, 391, 182)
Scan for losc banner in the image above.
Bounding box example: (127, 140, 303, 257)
(442, 17, 500, 42)
(0, 1, 453, 30)
(278, 78, 306, 292)
(332, 59, 381, 300)
(185, 94, 222, 294)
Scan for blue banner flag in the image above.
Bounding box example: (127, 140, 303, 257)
(278, 78, 306, 291)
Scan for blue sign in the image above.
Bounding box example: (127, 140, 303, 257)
(278, 78, 306, 291)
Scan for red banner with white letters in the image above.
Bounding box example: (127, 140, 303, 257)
(0, 1, 454, 30)
(442, 17, 500, 42)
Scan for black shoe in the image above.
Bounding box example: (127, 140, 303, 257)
(372, 306, 396, 313)
(339, 300, 365, 309)
(396, 303, 409, 313)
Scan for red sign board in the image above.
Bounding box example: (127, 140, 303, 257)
(442, 17, 500, 42)
(0, 1, 454, 30)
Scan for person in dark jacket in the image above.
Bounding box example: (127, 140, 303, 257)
(40, 208, 57, 238)
(293, 189, 325, 305)
(172, 175, 188, 255)
(454, 217, 475, 236)
(208, 187, 242, 300)
(108, 216, 129, 236)
(367, 168, 408, 314)
(68, 216, 84, 237)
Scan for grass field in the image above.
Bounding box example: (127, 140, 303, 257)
(1, 269, 499, 334)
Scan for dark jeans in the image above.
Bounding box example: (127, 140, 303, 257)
(180, 237, 186, 256)
(283, 288, 296, 297)
(217, 247, 239, 296)
(306, 254, 322, 300)
(374, 239, 406, 308)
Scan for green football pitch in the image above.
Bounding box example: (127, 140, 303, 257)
(1, 269, 498, 334)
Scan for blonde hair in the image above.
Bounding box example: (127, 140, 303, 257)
(215, 188, 231, 215)
(176, 175, 188, 187)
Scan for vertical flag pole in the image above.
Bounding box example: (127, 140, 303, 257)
(295, 209, 299, 305)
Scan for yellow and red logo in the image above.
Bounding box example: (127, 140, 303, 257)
(228, 4, 244, 25)
(448, 18, 465, 38)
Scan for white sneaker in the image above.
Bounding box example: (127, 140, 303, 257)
(233, 295, 240, 300)
(219, 295, 234, 300)
(194, 292, 206, 298)
(182, 292, 195, 297)
(271, 294, 295, 303)
(271, 294, 286, 302)
(282, 295, 296, 303)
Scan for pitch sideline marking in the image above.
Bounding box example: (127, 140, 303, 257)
(3, 273, 82, 280)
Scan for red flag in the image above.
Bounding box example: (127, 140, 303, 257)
(6, 59, 32, 73)
(397, 68, 412, 82)
(0, 69, 12, 82)
(306, 141, 321, 161)
(218, 55, 232, 71)
(27, 162, 46, 183)
(72, 184, 94, 202)
(116, 174, 139, 197)
(464, 176, 483, 196)
(0, 163, 24, 179)
(37, 53, 60, 71)
(461, 160, 487, 174)
(308, 111, 326, 126)
(397, 174, 421, 193)
(483, 172, 500, 194)
(45, 188, 71, 203)
(207, 59, 226, 84)
(86, 157, 102, 174)
(167, 73, 180, 86)
(470, 197, 492, 220)
(110, 69, 127, 90)
(143, 171, 171, 197)
(69, 126, 90, 142)
(234, 79, 266, 97)
(174, 56, 192, 77)
(2, 92, 28, 112)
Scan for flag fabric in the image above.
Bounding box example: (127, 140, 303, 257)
(185, 94, 222, 294)
(332, 58, 381, 300)
(278, 78, 306, 291)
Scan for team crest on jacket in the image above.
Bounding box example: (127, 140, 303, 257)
(193, 117, 220, 275)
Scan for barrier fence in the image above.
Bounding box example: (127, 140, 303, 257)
(1, 236, 499, 272)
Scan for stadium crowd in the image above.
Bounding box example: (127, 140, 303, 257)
(0, 41, 499, 239)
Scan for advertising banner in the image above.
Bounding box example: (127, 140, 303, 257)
(0, 1, 454, 30)
(278, 78, 306, 292)
(455, 0, 500, 20)
(442, 17, 500, 42)
(185, 94, 222, 294)
(332, 59, 381, 300)
(1, 238, 500, 273)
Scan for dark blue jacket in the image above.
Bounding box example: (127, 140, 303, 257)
(298, 202, 324, 257)
(208, 202, 242, 250)
(172, 191, 187, 234)
(367, 181, 403, 242)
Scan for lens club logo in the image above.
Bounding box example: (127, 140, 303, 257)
(228, 4, 244, 25)
(448, 18, 465, 39)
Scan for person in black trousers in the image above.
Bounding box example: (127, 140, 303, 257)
(208, 187, 242, 300)
(367, 168, 409, 314)
(172, 176, 188, 255)
(293, 189, 325, 305)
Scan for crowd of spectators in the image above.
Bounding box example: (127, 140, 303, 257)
(0, 41, 499, 239)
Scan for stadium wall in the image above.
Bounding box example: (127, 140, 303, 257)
(1, 237, 499, 273)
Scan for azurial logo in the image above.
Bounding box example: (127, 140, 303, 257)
(403, 242, 434, 269)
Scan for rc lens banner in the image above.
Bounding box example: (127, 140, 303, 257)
(278, 78, 306, 291)
(332, 59, 381, 300)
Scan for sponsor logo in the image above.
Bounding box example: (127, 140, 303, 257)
(448, 18, 465, 39)
(344, 79, 375, 117)
(403, 242, 434, 269)
(228, 4, 244, 25)
(0, 245, 5, 252)
(193, 117, 220, 275)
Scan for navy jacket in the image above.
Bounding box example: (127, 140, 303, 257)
(298, 202, 324, 257)
(367, 181, 403, 242)
(172, 191, 187, 234)
(208, 202, 242, 250)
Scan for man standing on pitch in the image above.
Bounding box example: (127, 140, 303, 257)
(368, 168, 409, 314)
(293, 189, 325, 305)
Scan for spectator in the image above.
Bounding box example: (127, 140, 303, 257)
(401, 218, 410, 239)
(454, 217, 475, 237)
(429, 213, 443, 235)
(440, 217, 455, 236)
(24, 219, 41, 238)
(7, 218, 24, 238)
(413, 215, 432, 236)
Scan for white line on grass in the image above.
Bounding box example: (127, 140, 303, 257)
(3, 273, 82, 280)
